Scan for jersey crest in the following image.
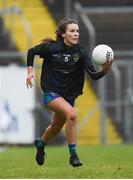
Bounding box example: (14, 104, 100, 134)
(73, 53, 80, 62)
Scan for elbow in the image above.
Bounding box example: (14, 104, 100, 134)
(91, 76, 103, 80)
(91, 77, 98, 81)
(90, 75, 99, 80)
(27, 48, 35, 66)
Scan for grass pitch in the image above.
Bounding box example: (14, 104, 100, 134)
(0, 144, 133, 178)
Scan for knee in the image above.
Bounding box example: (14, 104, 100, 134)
(67, 109, 77, 122)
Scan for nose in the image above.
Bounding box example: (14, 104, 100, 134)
(74, 32, 79, 37)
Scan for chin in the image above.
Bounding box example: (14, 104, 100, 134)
(72, 41, 78, 45)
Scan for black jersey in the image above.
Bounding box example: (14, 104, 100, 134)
(27, 40, 105, 101)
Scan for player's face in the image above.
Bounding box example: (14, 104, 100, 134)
(62, 23, 79, 46)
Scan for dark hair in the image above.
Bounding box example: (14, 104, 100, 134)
(41, 37, 55, 44)
(56, 18, 78, 41)
(42, 18, 78, 44)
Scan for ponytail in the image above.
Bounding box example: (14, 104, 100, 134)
(41, 37, 55, 44)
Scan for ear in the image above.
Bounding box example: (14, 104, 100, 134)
(62, 33, 66, 38)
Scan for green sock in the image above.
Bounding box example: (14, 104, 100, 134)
(68, 144, 76, 156)
(37, 138, 46, 149)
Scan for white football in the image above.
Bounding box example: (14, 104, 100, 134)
(92, 44, 114, 65)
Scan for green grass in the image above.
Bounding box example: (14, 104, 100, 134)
(0, 144, 133, 178)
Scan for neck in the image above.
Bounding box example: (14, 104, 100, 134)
(63, 39, 73, 47)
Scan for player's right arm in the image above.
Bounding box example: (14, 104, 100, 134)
(26, 66, 34, 88)
(26, 43, 51, 88)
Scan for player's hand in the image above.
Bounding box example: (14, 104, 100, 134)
(26, 73, 34, 88)
(102, 59, 113, 74)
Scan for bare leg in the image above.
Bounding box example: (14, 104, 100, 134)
(42, 113, 66, 144)
(34, 108, 66, 166)
(46, 97, 77, 145)
(35, 97, 82, 167)
(65, 114, 77, 144)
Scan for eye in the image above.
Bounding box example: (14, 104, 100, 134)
(70, 29, 79, 33)
(70, 29, 75, 32)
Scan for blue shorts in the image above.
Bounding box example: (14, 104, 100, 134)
(43, 91, 75, 107)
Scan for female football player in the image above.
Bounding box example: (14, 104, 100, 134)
(26, 18, 113, 167)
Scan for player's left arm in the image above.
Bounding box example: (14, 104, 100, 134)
(81, 48, 112, 80)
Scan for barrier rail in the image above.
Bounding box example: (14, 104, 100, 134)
(0, 4, 32, 49)
(73, 2, 133, 144)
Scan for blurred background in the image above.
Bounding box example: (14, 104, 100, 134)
(0, 0, 133, 147)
